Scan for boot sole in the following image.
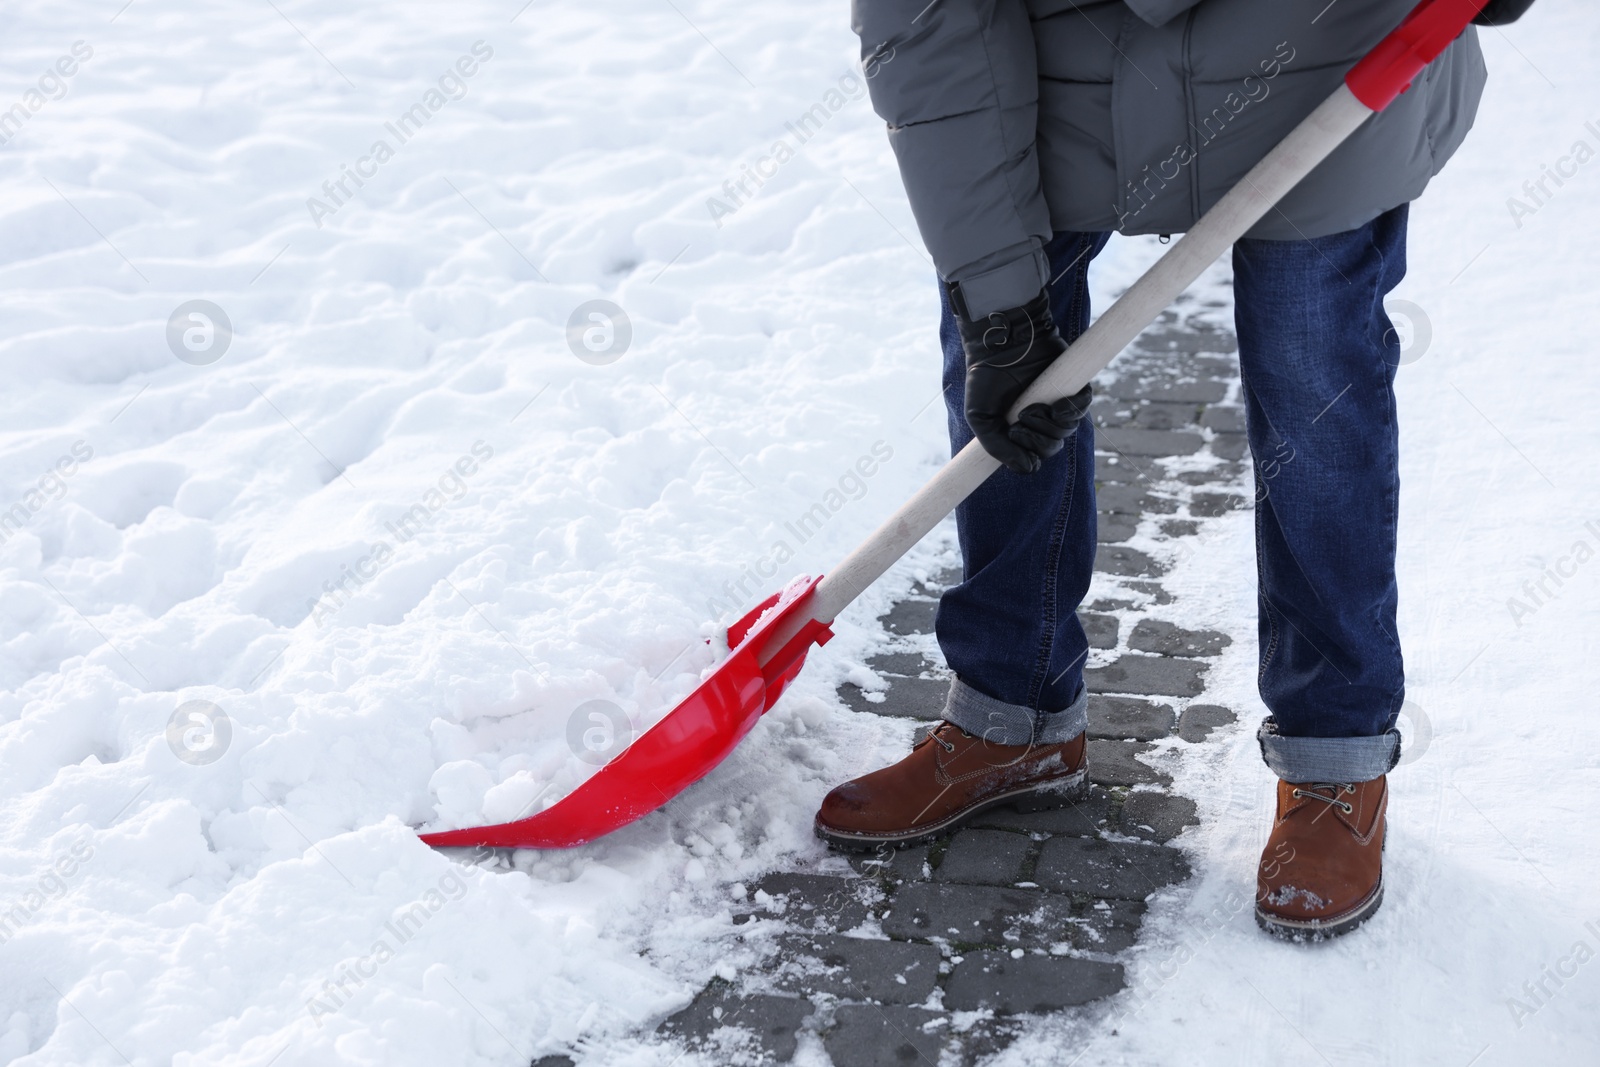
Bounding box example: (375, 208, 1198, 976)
(813, 768, 1090, 853)
(1254, 877, 1384, 943)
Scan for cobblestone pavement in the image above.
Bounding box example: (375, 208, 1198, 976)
(642, 295, 1254, 1067)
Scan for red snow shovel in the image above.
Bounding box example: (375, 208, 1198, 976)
(420, 0, 1488, 850)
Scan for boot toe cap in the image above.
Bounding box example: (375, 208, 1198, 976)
(816, 779, 878, 832)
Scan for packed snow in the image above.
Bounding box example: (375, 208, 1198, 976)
(0, 1, 1596, 1064)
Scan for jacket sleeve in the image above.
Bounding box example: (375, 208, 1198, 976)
(852, 0, 1051, 318)
(1121, 0, 1206, 27)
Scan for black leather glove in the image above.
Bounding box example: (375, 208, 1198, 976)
(951, 289, 1093, 475)
(1473, 0, 1534, 25)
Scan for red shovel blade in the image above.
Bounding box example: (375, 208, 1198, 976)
(418, 576, 832, 849)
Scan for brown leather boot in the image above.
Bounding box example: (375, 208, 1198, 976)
(1256, 776, 1388, 941)
(814, 722, 1088, 850)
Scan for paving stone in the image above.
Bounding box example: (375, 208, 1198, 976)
(1095, 484, 1178, 516)
(851, 845, 931, 884)
(1178, 703, 1239, 743)
(1210, 434, 1250, 461)
(882, 598, 936, 635)
(1129, 401, 1201, 432)
(748, 873, 881, 932)
(1160, 519, 1200, 538)
(1093, 546, 1165, 578)
(1087, 696, 1175, 741)
(880, 881, 1075, 946)
(772, 934, 942, 1004)
(1193, 357, 1238, 379)
(1080, 612, 1119, 649)
(659, 986, 813, 1063)
(1104, 376, 1228, 404)
(1091, 454, 1162, 483)
(864, 651, 939, 676)
(1085, 655, 1205, 697)
(840, 674, 946, 720)
(1086, 740, 1170, 787)
(966, 787, 1112, 837)
(1096, 516, 1137, 543)
(1127, 619, 1233, 658)
(944, 951, 1125, 1013)
(1097, 428, 1205, 457)
(824, 1004, 948, 1067)
(1190, 491, 1248, 517)
(1177, 464, 1245, 485)
(1033, 836, 1191, 901)
(933, 829, 1032, 886)
(1199, 405, 1245, 433)
(1089, 399, 1136, 428)
(1073, 899, 1148, 954)
(958, 1020, 1027, 1064)
(1119, 792, 1200, 843)
(1131, 325, 1238, 355)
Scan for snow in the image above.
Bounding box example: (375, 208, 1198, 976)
(0, 1, 1596, 1065)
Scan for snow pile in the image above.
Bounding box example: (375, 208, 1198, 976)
(0, 1, 965, 1061)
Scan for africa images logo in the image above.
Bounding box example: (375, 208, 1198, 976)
(305, 41, 494, 228)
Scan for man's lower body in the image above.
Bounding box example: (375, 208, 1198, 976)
(816, 205, 1412, 941)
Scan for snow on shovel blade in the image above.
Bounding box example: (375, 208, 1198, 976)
(418, 576, 832, 850)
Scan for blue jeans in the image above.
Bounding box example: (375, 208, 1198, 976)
(937, 207, 1409, 783)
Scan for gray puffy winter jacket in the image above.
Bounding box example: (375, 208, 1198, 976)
(852, 0, 1487, 317)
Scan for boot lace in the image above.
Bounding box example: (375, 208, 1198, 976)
(926, 722, 969, 753)
(1291, 782, 1356, 814)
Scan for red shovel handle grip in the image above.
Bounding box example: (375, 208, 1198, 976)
(1345, 0, 1490, 111)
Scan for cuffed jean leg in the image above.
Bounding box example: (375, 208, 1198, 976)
(943, 675, 1089, 746)
(936, 230, 1110, 745)
(1233, 205, 1410, 783)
